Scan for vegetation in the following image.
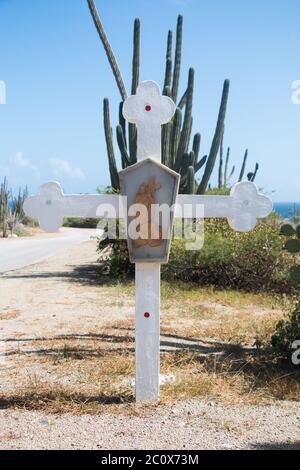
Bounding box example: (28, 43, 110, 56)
(98, 218, 292, 293)
(0, 177, 29, 238)
(87, 1, 258, 194)
(280, 223, 300, 284)
(271, 302, 300, 357)
(1, 285, 298, 414)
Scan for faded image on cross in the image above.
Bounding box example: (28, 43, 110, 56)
(24, 81, 273, 402)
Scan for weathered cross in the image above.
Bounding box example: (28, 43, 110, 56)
(24, 81, 273, 402)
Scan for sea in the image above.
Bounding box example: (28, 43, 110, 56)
(273, 202, 300, 220)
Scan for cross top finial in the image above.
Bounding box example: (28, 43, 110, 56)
(123, 81, 176, 162)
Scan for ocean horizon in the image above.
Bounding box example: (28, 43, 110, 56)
(273, 202, 300, 219)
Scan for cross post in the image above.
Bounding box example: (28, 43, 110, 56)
(24, 81, 273, 403)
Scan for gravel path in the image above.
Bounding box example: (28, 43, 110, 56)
(0, 400, 299, 450)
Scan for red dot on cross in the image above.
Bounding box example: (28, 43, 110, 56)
(145, 105, 152, 112)
(144, 312, 150, 319)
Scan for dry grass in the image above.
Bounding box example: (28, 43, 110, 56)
(1, 282, 299, 414)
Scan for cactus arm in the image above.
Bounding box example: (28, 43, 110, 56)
(228, 165, 235, 183)
(178, 89, 187, 109)
(175, 68, 194, 171)
(127, 18, 140, 165)
(132, 18, 140, 94)
(103, 98, 119, 190)
(117, 125, 131, 169)
(192, 133, 201, 163)
(164, 31, 173, 91)
(194, 155, 208, 174)
(186, 166, 195, 195)
(218, 130, 224, 189)
(161, 86, 172, 166)
(119, 102, 127, 147)
(87, 0, 128, 101)
(170, 107, 182, 170)
(172, 15, 183, 103)
(197, 79, 230, 194)
(252, 163, 259, 182)
(238, 149, 248, 182)
(224, 147, 230, 187)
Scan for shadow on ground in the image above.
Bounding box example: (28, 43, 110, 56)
(251, 441, 300, 450)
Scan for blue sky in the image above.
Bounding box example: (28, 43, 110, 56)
(0, 0, 299, 201)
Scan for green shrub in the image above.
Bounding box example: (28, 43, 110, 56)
(165, 219, 286, 291)
(98, 219, 290, 292)
(271, 302, 300, 357)
(63, 217, 99, 229)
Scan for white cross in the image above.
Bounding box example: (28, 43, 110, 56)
(24, 81, 273, 402)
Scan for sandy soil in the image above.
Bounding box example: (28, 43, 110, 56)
(0, 240, 299, 450)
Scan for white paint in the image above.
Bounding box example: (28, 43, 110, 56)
(176, 182, 273, 232)
(24, 80, 273, 404)
(123, 81, 175, 401)
(135, 263, 161, 401)
(24, 181, 273, 235)
(23, 182, 123, 232)
(123, 81, 176, 162)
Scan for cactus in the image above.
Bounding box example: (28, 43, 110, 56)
(164, 31, 173, 91)
(170, 108, 182, 169)
(131, 18, 140, 95)
(0, 177, 9, 237)
(197, 80, 230, 194)
(248, 163, 259, 182)
(87, 0, 127, 101)
(219, 145, 259, 188)
(172, 15, 183, 103)
(238, 149, 248, 182)
(186, 166, 195, 195)
(223, 147, 235, 187)
(87, 4, 232, 194)
(103, 98, 119, 190)
(218, 132, 224, 189)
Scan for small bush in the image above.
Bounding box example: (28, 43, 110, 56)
(271, 302, 300, 357)
(63, 217, 99, 229)
(98, 219, 290, 292)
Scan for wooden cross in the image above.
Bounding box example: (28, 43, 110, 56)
(24, 81, 273, 402)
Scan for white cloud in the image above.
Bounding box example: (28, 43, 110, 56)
(49, 158, 86, 180)
(10, 152, 38, 175)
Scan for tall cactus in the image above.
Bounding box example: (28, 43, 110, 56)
(248, 163, 259, 182)
(172, 15, 183, 103)
(103, 98, 119, 190)
(218, 132, 224, 189)
(197, 80, 230, 194)
(87, 0, 127, 101)
(238, 149, 248, 182)
(87, 4, 232, 194)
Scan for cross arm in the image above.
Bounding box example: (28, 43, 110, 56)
(175, 182, 273, 232)
(23, 182, 123, 232)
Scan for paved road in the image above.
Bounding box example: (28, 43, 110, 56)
(0, 228, 97, 274)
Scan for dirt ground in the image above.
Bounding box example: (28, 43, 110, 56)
(0, 239, 299, 450)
